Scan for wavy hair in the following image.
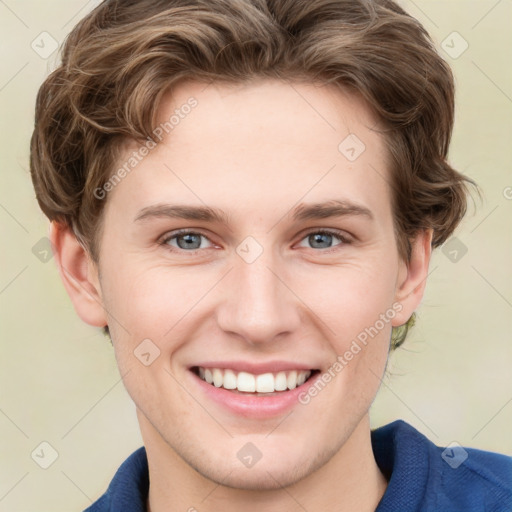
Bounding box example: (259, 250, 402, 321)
(30, 0, 475, 348)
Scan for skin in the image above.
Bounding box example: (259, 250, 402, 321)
(51, 78, 432, 512)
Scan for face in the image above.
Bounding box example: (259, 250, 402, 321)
(83, 79, 425, 489)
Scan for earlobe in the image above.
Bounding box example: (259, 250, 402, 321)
(49, 221, 108, 328)
(391, 229, 433, 327)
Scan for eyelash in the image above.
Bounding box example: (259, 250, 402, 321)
(159, 228, 352, 254)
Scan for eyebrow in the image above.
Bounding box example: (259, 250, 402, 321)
(133, 199, 374, 224)
(134, 204, 230, 224)
(292, 200, 373, 221)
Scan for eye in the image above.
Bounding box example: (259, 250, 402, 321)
(297, 229, 351, 250)
(161, 230, 214, 251)
(160, 228, 351, 253)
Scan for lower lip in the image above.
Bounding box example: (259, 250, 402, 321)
(190, 370, 320, 419)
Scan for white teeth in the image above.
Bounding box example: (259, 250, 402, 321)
(274, 371, 288, 391)
(287, 370, 298, 390)
(223, 369, 237, 390)
(212, 368, 223, 387)
(297, 371, 307, 386)
(256, 373, 274, 393)
(237, 372, 256, 392)
(196, 367, 312, 393)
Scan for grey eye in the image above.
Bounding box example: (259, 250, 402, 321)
(297, 230, 345, 250)
(164, 231, 213, 251)
(308, 232, 334, 249)
(176, 233, 203, 250)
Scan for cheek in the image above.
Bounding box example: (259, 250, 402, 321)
(299, 261, 399, 343)
(311, 270, 394, 420)
(104, 260, 213, 339)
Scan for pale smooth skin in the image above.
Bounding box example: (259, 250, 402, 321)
(51, 79, 432, 512)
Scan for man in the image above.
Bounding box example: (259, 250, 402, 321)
(29, 0, 512, 510)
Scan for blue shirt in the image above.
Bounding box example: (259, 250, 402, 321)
(84, 420, 512, 511)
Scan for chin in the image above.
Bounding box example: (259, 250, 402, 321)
(196, 462, 309, 491)
(185, 442, 335, 492)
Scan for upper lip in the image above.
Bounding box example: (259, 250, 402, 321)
(191, 360, 318, 374)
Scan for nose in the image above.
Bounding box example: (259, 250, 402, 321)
(215, 245, 301, 346)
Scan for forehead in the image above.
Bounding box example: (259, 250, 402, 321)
(109, 79, 392, 223)
(159, 78, 384, 159)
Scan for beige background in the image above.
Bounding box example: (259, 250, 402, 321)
(1, 0, 511, 510)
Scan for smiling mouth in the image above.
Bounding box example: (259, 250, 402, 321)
(191, 366, 319, 395)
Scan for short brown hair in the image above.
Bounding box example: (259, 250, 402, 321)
(30, 0, 475, 348)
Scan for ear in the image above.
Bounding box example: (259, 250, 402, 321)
(391, 229, 433, 326)
(49, 221, 108, 328)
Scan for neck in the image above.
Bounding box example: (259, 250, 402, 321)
(141, 413, 387, 512)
